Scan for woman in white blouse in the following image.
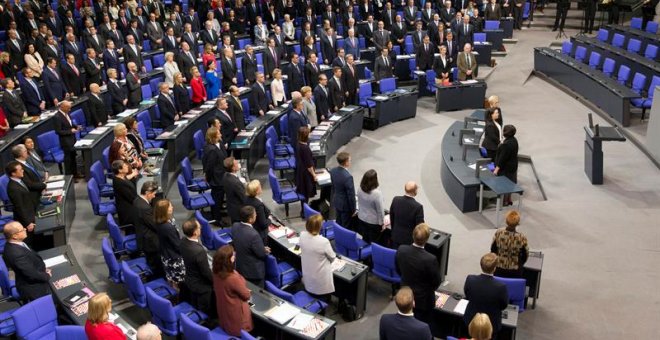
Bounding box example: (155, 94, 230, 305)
(163, 52, 181, 87)
(24, 43, 44, 77)
(299, 214, 336, 300)
(253, 16, 268, 46)
(270, 68, 286, 106)
(282, 14, 295, 41)
(301, 86, 318, 127)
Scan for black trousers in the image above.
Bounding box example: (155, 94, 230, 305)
(210, 185, 225, 222)
(585, 2, 597, 33)
(554, 4, 569, 30)
(513, 6, 523, 29)
(335, 209, 353, 230)
(62, 147, 77, 175)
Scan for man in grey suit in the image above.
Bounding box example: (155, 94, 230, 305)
(373, 21, 390, 52)
(146, 13, 164, 48)
(457, 43, 478, 81)
(374, 48, 393, 81)
(230, 206, 271, 288)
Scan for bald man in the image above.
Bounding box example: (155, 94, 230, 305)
(136, 322, 162, 340)
(53, 100, 81, 176)
(88, 83, 109, 126)
(389, 181, 425, 248)
(2, 221, 52, 302)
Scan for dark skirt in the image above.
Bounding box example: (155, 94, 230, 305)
(358, 219, 382, 244)
(295, 143, 317, 199)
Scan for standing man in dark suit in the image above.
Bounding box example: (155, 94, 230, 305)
(313, 75, 331, 122)
(250, 72, 271, 116)
(320, 27, 338, 65)
(2, 221, 51, 302)
(391, 16, 406, 49)
(222, 157, 247, 223)
(54, 101, 80, 176)
(7, 30, 24, 70)
(395, 224, 441, 324)
(87, 84, 109, 127)
(328, 67, 346, 112)
(133, 181, 162, 277)
(381, 2, 396, 30)
(329, 152, 356, 229)
(180, 219, 215, 315)
(20, 68, 46, 116)
(464, 253, 509, 337)
(103, 40, 122, 79)
(202, 127, 228, 221)
(107, 68, 127, 115)
(373, 21, 390, 52)
(458, 15, 474, 51)
(379, 287, 433, 340)
(374, 47, 394, 81)
(126, 62, 143, 108)
(42, 58, 67, 107)
(242, 46, 259, 86)
(443, 32, 458, 66)
(287, 98, 309, 148)
(415, 35, 434, 71)
(230, 206, 270, 288)
(220, 49, 238, 92)
(83, 49, 103, 86)
(12, 146, 46, 205)
(84, 27, 104, 55)
(1, 79, 28, 128)
(264, 38, 282, 79)
(227, 86, 246, 131)
(124, 35, 145, 72)
(342, 55, 359, 105)
(552, 0, 570, 31)
(286, 53, 305, 93)
(305, 53, 321, 89)
(157, 83, 179, 129)
(184, 8, 201, 32)
(389, 181, 425, 249)
(178, 41, 198, 82)
(61, 54, 85, 96)
(5, 161, 41, 239)
(216, 97, 237, 145)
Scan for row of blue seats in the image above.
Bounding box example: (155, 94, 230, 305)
(594, 28, 659, 59)
(629, 17, 659, 34)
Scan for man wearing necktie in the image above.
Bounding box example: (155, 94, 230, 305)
(21, 68, 46, 116)
(457, 43, 477, 80)
(61, 54, 85, 96)
(374, 47, 393, 81)
(416, 35, 434, 71)
(2, 220, 52, 300)
(83, 48, 103, 86)
(1, 78, 28, 127)
(157, 82, 179, 129)
(53, 101, 81, 177)
(11, 144, 46, 201)
(458, 15, 473, 51)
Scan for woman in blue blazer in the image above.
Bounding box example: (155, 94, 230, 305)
(205, 60, 221, 100)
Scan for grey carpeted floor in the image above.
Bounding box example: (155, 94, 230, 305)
(66, 28, 660, 339)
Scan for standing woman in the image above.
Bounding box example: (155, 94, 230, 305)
(123, 117, 148, 161)
(173, 72, 191, 114)
(494, 125, 519, 206)
(491, 210, 529, 278)
(0, 52, 16, 81)
(202, 127, 227, 222)
(301, 86, 318, 127)
(155, 199, 186, 288)
(22, 137, 48, 180)
(111, 160, 139, 226)
(357, 169, 386, 244)
(202, 44, 217, 70)
(487, 95, 503, 124)
(24, 43, 45, 78)
(295, 126, 317, 204)
(299, 214, 336, 300)
(109, 123, 143, 170)
(163, 52, 181, 87)
(245, 180, 272, 243)
(433, 45, 451, 84)
(212, 245, 254, 337)
(85, 293, 126, 340)
(270, 68, 286, 106)
(480, 108, 503, 161)
(205, 60, 221, 100)
(190, 66, 207, 107)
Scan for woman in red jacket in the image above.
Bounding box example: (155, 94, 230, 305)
(85, 293, 126, 340)
(213, 245, 253, 337)
(190, 66, 208, 107)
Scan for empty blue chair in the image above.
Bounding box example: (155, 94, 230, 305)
(644, 44, 658, 60)
(122, 261, 176, 308)
(379, 77, 396, 93)
(136, 121, 166, 148)
(268, 169, 304, 217)
(484, 20, 500, 30)
(627, 38, 642, 54)
(180, 314, 234, 340)
(150, 78, 162, 95)
(266, 126, 293, 156)
(87, 178, 116, 216)
(146, 287, 208, 336)
(36, 131, 64, 173)
(495, 276, 527, 312)
(615, 65, 631, 85)
(632, 75, 660, 120)
(0, 257, 19, 300)
(12, 295, 87, 340)
(69, 108, 92, 136)
(588, 51, 601, 69)
(152, 53, 165, 67)
(596, 28, 608, 42)
(177, 174, 215, 211)
(371, 243, 401, 296)
(265, 281, 327, 313)
(102, 237, 151, 283)
(561, 40, 572, 55)
(364, 67, 372, 79)
(0, 176, 10, 211)
(0, 301, 17, 337)
(425, 70, 437, 93)
(333, 223, 372, 261)
(602, 58, 616, 77)
(611, 33, 625, 48)
(102, 146, 112, 174)
(631, 17, 643, 30)
(195, 210, 232, 250)
(646, 21, 658, 34)
(193, 129, 205, 160)
(144, 59, 153, 72)
(474, 33, 486, 43)
(181, 157, 210, 193)
(266, 139, 296, 172)
(91, 161, 113, 197)
(107, 213, 138, 254)
(631, 72, 648, 95)
(408, 58, 417, 78)
(574, 46, 587, 62)
(265, 254, 300, 288)
(358, 82, 376, 114)
(278, 113, 290, 142)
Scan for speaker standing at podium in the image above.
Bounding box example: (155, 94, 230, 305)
(494, 125, 519, 206)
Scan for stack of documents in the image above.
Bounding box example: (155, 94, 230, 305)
(264, 303, 300, 325)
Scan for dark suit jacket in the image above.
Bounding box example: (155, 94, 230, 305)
(227, 96, 246, 131)
(103, 49, 122, 77)
(199, 29, 218, 47)
(42, 67, 66, 104)
(84, 34, 104, 54)
(61, 63, 85, 95)
(416, 43, 435, 70)
(389, 196, 425, 246)
(157, 221, 182, 260)
(222, 173, 246, 223)
(53, 111, 76, 151)
(2, 242, 50, 301)
(440, 7, 456, 24)
(20, 162, 45, 205)
(3, 91, 26, 127)
(286, 62, 305, 93)
(123, 45, 144, 70)
(202, 143, 227, 187)
(495, 137, 519, 176)
(373, 29, 390, 51)
(220, 57, 238, 88)
(63, 42, 83, 66)
(230, 222, 267, 280)
(83, 58, 103, 86)
(21, 79, 45, 116)
(217, 109, 237, 144)
(379, 313, 433, 340)
(287, 109, 308, 145)
(381, 9, 396, 30)
(331, 57, 347, 69)
(443, 40, 458, 64)
(391, 22, 406, 44)
(162, 35, 178, 53)
(241, 54, 258, 85)
(395, 245, 441, 312)
(313, 85, 330, 120)
(305, 62, 321, 89)
(133, 196, 159, 253)
(113, 176, 137, 226)
(374, 55, 393, 80)
(329, 166, 356, 213)
(88, 93, 109, 127)
(7, 39, 24, 69)
(328, 76, 345, 111)
(485, 3, 503, 20)
(464, 274, 509, 331)
(482, 121, 501, 153)
(342, 64, 359, 97)
(173, 84, 191, 114)
(184, 15, 201, 32)
(245, 196, 271, 241)
(180, 238, 213, 294)
(157, 93, 178, 129)
(177, 50, 198, 82)
(108, 80, 127, 115)
(126, 72, 142, 107)
(250, 82, 269, 115)
(7, 179, 38, 227)
(320, 34, 337, 63)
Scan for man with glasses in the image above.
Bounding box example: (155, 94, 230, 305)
(2, 221, 52, 302)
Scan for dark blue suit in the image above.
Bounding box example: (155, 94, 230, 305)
(103, 49, 122, 79)
(329, 166, 356, 228)
(464, 274, 509, 333)
(157, 93, 178, 129)
(379, 313, 432, 340)
(42, 67, 66, 105)
(230, 221, 267, 286)
(287, 109, 308, 147)
(20, 78, 45, 115)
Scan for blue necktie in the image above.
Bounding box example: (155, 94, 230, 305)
(29, 79, 41, 101)
(23, 162, 40, 179)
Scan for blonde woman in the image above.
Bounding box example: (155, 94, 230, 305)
(299, 214, 336, 300)
(163, 51, 181, 87)
(245, 180, 272, 242)
(85, 293, 126, 340)
(300, 86, 317, 126)
(270, 68, 286, 106)
(461, 313, 493, 340)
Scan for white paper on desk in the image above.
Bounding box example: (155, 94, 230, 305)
(329, 115, 341, 121)
(331, 258, 346, 272)
(43, 255, 68, 268)
(108, 312, 119, 322)
(454, 299, 469, 315)
(288, 237, 300, 245)
(264, 303, 300, 325)
(154, 67, 164, 71)
(269, 228, 287, 238)
(74, 139, 94, 147)
(463, 137, 475, 144)
(46, 175, 64, 182)
(116, 324, 129, 335)
(200, 104, 213, 109)
(316, 171, 331, 186)
(373, 95, 388, 101)
(106, 122, 120, 127)
(89, 127, 110, 135)
(46, 180, 65, 189)
(14, 124, 33, 129)
(473, 127, 484, 133)
(174, 120, 189, 126)
(266, 110, 279, 115)
(287, 313, 314, 331)
(117, 111, 132, 117)
(460, 80, 478, 84)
